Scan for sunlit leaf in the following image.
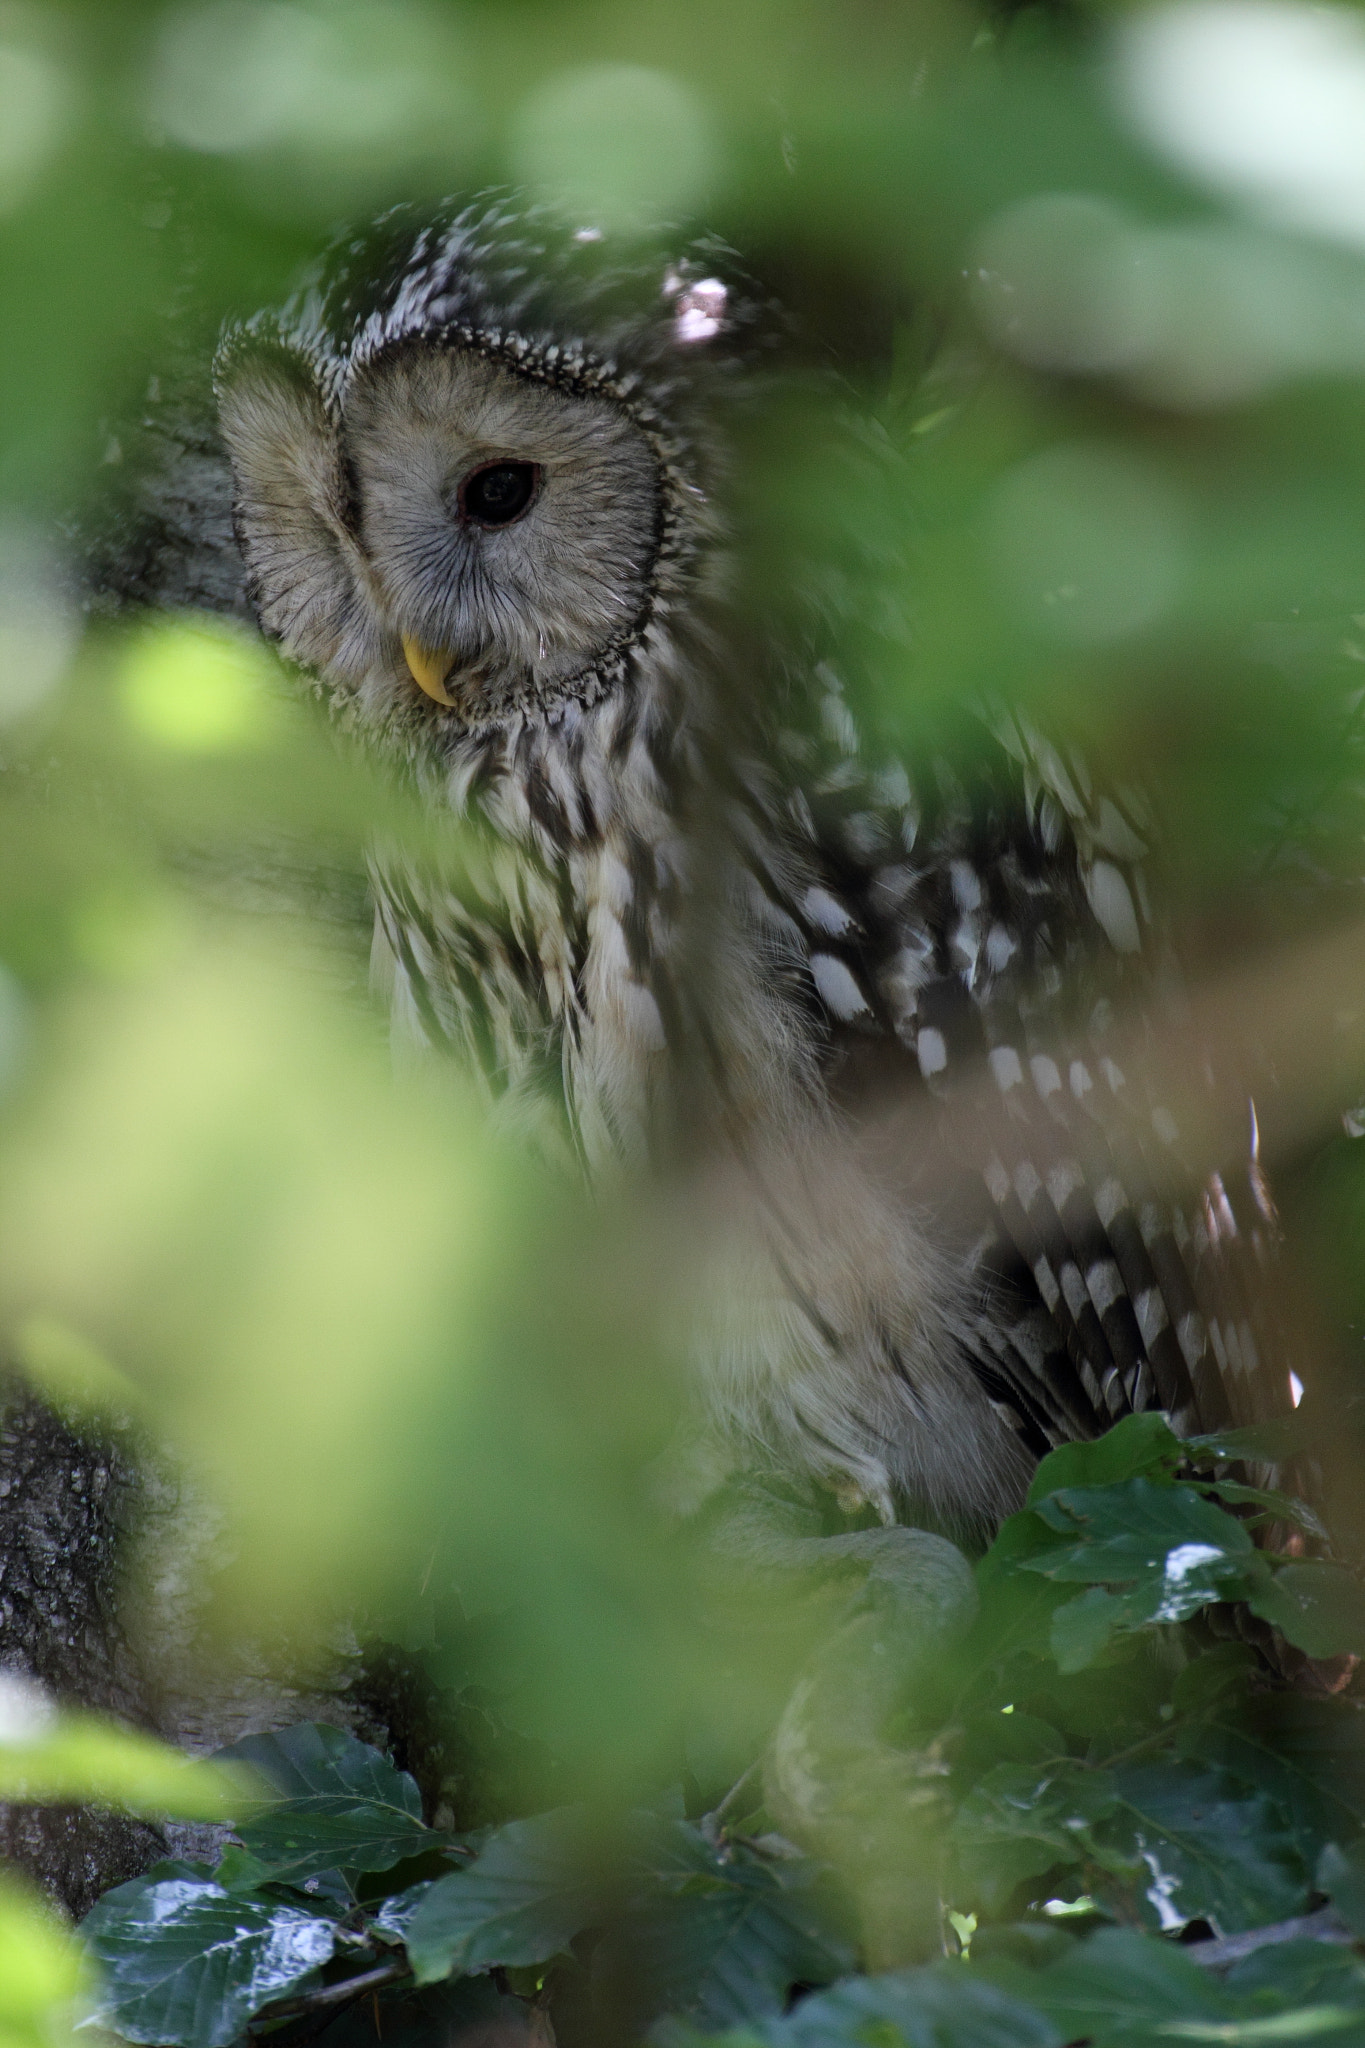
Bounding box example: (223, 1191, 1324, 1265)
(80, 1873, 336, 2048)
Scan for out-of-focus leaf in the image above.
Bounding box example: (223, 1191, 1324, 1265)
(0, 1872, 89, 2048)
(80, 1873, 335, 2048)
(231, 1793, 440, 1884)
(602, 1819, 854, 2032)
(0, 1698, 255, 1821)
(653, 1960, 1061, 2048)
(979, 1927, 1227, 2048)
(213, 1721, 423, 1813)
(1224, 1938, 1365, 2007)
(1249, 1563, 1365, 1659)
(1026, 1415, 1185, 1504)
(403, 1808, 595, 1985)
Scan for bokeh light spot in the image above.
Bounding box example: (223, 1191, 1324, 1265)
(973, 194, 1152, 375)
(119, 617, 283, 753)
(147, 0, 475, 194)
(0, 40, 67, 215)
(988, 442, 1188, 644)
(510, 64, 718, 230)
(1119, 1, 1365, 251)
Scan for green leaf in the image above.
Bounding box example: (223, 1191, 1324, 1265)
(1027, 1415, 1186, 1504)
(0, 1701, 254, 1820)
(1014, 1480, 1259, 1666)
(980, 1926, 1226, 2048)
(213, 1721, 423, 1815)
(373, 1880, 435, 1943)
(604, 1821, 854, 2031)
(661, 1960, 1062, 2048)
(0, 1872, 90, 2048)
(80, 1872, 336, 2048)
(949, 1761, 1120, 1914)
(232, 1792, 439, 1883)
(1249, 1564, 1365, 1659)
(952, 1758, 1306, 1934)
(1183, 1419, 1319, 1467)
(1100, 1764, 1307, 1935)
(1027, 1481, 1257, 1585)
(1193, 1480, 1328, 1544)
(1171, 1646, 1259, 1720)
(1180, 1695, 1365, 1863)
(1316, 1842, 1365, 1937)
(1225, 1936, 1365, 2009)
(403, 1808, 595, 1985)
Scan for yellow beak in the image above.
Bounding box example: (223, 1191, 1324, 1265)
(401, 636, 457, 709)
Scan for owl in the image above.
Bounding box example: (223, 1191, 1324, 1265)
(106, 194, 1291, 1550)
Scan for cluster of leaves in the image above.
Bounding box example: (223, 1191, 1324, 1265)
(935, 1413, 1365, 1943)
(67, 1411, 1365, 2048)
(78, 1721, 856, 2047)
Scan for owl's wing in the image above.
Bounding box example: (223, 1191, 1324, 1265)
(779, 679, 1293, 1455)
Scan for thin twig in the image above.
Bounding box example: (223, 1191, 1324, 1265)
(1186, 1907, 1356, 1970)
(250, 1959, 412, 2031)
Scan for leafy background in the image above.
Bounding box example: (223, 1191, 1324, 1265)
(4, 0, 1365, 2043)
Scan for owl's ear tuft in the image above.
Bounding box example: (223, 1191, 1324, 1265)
(214, 330, 371, 677)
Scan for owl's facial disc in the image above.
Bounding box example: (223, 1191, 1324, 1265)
(345, 345, 660, 722)
(218, 336, 662, 732)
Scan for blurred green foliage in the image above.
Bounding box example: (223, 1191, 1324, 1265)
(5, 0, 1365, 2042)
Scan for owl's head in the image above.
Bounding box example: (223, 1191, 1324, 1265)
(215, 199, 751, 755)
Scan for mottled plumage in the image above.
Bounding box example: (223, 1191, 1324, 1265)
(111, 196, 1292, 1545)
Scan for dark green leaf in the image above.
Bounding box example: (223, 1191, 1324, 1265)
(979, 1926, 1226, 2048)
(1171, 1646, 1259, 1719)
(80, 1873, 335, 2048)
(1015, 1480, 1259, 1667)
(949, 1761, 1120, 1914)
(656, 1961, 1061, 2048)
(213, 1721, 423, 1816)
(605, 1821, 854, 2031)
(403, 1808, 595, 1985)
(1183, 1418, 1321, 1467)
(1317, 1842, 1365, 1937)
(1180, 1695, 1365, 1863)
(373, 1880, 435, 1944)
(1100, 1764, 1307, 1935)
(1249, 1564, 1365, 1659)
(1027, 1415, 1185, 1504)
(1225, 1936, 1365, 2007)
(233, 1792, 438, 1883)
(1192, 1479, 1328, 1543)
(1027, 1481, 1256, 1585)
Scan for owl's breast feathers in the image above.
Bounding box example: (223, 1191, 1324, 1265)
(371, 644, 1291, 1534)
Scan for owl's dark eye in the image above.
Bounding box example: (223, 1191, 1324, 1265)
(457, 460, 541, 528)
